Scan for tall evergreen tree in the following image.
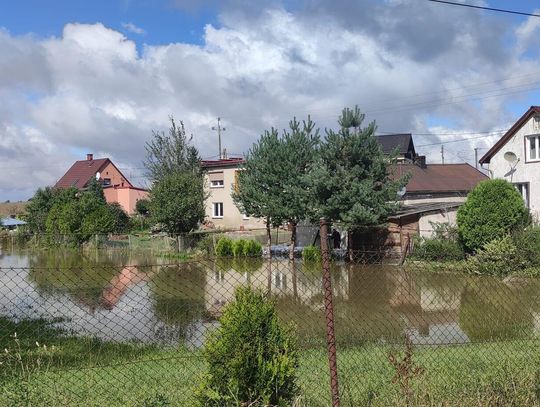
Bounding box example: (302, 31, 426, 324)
(307, 106, 407, 260)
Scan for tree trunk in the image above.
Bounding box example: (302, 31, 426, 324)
(266, 220, 272, 260)
(347, 230, 354, 262)
(289, 221, 297, 261)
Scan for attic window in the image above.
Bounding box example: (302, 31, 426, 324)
(526, 135, 540, 162)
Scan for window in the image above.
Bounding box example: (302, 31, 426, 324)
(514, 183, 529, 208)
(213, 202, 223, 218)
(102, 178, 111, 186)
(527, 135, 540, 161)
(209, 171, 224, 188)
(210, 180, 224, 188)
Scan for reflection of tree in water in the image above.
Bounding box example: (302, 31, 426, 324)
(337, 264, 405, 346)
(150, 263, 206, 337)
(459, 278, 534, 342)
(28, 251, 121, 310)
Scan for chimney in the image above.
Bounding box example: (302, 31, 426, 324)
(415, 155, 427, 168)
(86, 154, 93, 161)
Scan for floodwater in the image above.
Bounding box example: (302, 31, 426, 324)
(1, 244, 540, 349)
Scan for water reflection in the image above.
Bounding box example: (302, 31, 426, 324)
(1, 248, 540, 348)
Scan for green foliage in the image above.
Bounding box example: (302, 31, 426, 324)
(85, 178, 106, 203)
(465, 236, 528, 276)
(243, 239, 263, 257)
(302, 245, 321, 262)
(195, 233, 220, 255)
(306, 106, 407, 229)
(457, 179, 530, 252)
(144, 117, 201, 183)
(412, 237, 465, 261)
(140, 394, 171, 407)
(215, 236, 234, 257)
(511, 227, 540, 267)
(106, 202, 130, 233)
(135, 199, 151, 216)
(150, 172, 206, 235)
(196, 288, 298, 406)
(25, 187, 73, 233)
(232, 239, 247, 257)
(233, 117, 319, 230)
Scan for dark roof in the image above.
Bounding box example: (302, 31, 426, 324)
(392, 163, 488, 194)
(480, 105, 540, 164)
(389, 202, 463, 220)
(376, 134, 416, 156)
(202, 157, 244, 169)
(55, 158, 110, 189)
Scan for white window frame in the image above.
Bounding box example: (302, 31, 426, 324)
(210, 180, 224, 188)
(212, 202, 223, 218)
(513, 182, 530, 208)
(526, 135, 540, 162)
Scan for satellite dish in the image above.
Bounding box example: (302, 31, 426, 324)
(397, 186, 407, 197)
(95, 172, 101, 180)
(504, 151, 518, 165)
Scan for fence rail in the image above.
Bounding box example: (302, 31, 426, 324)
(1, 226, 540, 406)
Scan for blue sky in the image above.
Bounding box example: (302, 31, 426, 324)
(2, 0, 540, 200)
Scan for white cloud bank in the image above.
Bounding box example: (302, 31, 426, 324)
(2, 2, 540, 200)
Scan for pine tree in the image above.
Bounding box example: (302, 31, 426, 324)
(307, 106, 407, 260)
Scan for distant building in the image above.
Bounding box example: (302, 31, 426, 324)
(0, 216, 26, 231)
(376, 133, 417, 162)
(55, 154, 148, 215)
(202, 158, 264, 230)
(479, 105, 540, 219)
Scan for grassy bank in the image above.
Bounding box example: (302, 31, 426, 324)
(2, 318, 540, 406)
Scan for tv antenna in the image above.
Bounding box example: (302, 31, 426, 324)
(212, 117, 226, 159)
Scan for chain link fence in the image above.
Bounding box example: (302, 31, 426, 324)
(1, 225, 540, 406)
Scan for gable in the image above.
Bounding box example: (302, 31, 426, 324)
(480, 106, 540, 164)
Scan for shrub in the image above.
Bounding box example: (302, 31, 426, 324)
(465, 236, 528, 276)
(195, 233, 218, 255)
(457, 179, 529, 252)
(412, 237, 464, 261)
(302, 245, 321, 262)
(512, 227, 540, 267)
(196, 288, 299, 406)
(232, 239, 247, 257)
(215, 236, 234, 257)
(243, 239, 263, 257)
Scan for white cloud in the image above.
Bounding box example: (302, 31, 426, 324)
(121, 22, 146, 35)
(0, 4, 539, 200)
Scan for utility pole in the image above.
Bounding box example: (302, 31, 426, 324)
(441, 145, 445, 164)
(212, 117, 226, 159)
(474, 148, 478, 169)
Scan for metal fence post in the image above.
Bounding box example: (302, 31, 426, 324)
(320, 218, 340, 407)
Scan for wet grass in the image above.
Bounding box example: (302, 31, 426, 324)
(2, 318, 540, 406)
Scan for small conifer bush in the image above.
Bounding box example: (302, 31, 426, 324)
(243, 239, 263, 257)
(215, 236, 234, 257)
(196, 288, 299, 406)
(302, 245, 321, 262)
(232, 239, 247, 257)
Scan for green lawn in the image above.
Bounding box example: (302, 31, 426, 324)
(2, 317, 540, 406)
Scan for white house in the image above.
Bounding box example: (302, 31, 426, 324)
(479, 106, 540, 219)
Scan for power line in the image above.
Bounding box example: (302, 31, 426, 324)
(416, 133, 493, 147)
(427, 0, 540, 18)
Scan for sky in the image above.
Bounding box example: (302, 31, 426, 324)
(2, 0, 540, 200)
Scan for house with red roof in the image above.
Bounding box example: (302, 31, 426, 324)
(55, 154, 148, 215)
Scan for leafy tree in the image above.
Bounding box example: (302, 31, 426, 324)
(106, 202, 130, 233)
(85, 177, 106, 203)
(307, 106, 406, 260)
(25, 187, 73, 233)
(196, 288, 298, 406)
(135, 199, 151, 216)
(457, 179, 529, 252)
(150, 171, 206, 235)
(144, 116, 201, 183)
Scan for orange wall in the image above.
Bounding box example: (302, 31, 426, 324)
(100, 162, 132, 188)
(104, 187, 149, 215)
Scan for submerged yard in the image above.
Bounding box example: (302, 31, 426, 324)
(2, 246, 540, 405)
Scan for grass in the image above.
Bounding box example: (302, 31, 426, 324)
(2, 318, 540, 406)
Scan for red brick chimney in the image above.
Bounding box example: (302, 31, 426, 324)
(86, 153, 93, 161)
